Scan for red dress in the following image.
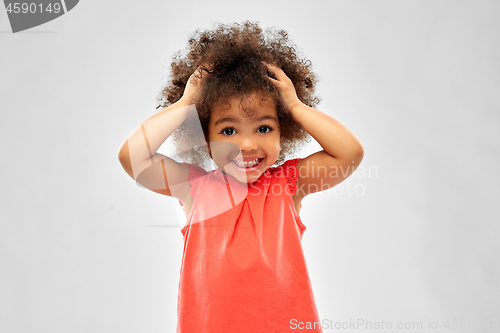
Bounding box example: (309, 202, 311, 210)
(177, 158, 322, 332)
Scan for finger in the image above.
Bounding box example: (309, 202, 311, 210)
(264, 75, 281, 87)
(263, 61, 278, 73)
(263, 62, 288, 82)
(190, 67, 209, 83)
(198, 67, 210, 76)
(197, 67, 206, 78)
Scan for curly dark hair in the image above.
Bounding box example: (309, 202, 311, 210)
(156, 21, 320, 169)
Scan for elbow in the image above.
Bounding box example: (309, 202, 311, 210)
(117, 141, 134, 179)
(117, 139, 131, 165)
(118, 155, 135, 180)
(117, 139, 127, 158)
(351, 143, 365, 167)
(354, 139, 365, 158)
(351, 140, 365, 160)
(117, 151, 127, 168)
(357, 144, 365, 160)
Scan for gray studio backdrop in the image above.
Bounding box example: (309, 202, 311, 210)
(1, 1, 499, 332)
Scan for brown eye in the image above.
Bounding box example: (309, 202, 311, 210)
(220, 127, 235, 136)
(258, 125, 273, 134)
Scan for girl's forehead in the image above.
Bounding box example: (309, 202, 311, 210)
(211, 94, 277, 119)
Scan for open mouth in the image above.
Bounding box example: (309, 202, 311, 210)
(231, 158, 264, 171)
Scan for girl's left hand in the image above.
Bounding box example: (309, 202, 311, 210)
(263, 62, 304, 112)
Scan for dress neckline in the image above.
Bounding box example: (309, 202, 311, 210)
(212, 167, 274, 186)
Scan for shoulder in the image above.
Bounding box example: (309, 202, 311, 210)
(269, 158, 300, 194)
(271, 158, 300, 174)
(281, 158, 300, 169)
(268, 158, 304, 216)
(183, 162, 209, 179)
(178, 162, 209, 204)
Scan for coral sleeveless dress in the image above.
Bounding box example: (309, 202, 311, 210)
(176, 158, 322, 332)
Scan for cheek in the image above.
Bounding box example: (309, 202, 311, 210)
(271, 138, 281, 156)
(207, 131, 214, 143)
(276, 131, 282, 150)
(207, 125, 218, 143)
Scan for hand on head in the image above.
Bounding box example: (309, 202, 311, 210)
(263, 62, 303, 112)
(180, 66, 211, 105)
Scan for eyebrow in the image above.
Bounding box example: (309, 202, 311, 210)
(214, 115, 278, 126)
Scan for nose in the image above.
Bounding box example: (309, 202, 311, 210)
(238, 134, 258, 152)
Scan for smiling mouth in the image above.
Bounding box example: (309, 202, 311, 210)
(231, 158, 264, 170)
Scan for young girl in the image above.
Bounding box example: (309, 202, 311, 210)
(118, 22, 364, 333)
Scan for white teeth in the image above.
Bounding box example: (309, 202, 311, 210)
(233, 158, 260, 168)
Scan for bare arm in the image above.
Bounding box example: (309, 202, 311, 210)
(117, 71, 205, 199)
(265, 63, 365, 199)
(288, 104, 364, 198)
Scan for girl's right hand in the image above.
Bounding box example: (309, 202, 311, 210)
(180, 67, 209, 105)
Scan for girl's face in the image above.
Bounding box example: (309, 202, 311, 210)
(207, 93, 282, 184)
